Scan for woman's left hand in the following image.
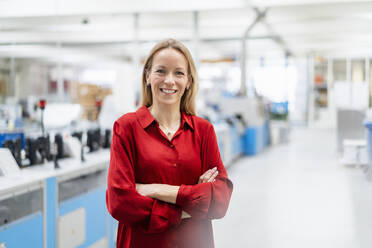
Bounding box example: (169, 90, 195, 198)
(198, 167, 218, 184)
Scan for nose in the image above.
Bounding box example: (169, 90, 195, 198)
(164, 73, 175, 84)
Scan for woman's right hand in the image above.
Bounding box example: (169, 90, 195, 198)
(198, 167, 218, 184)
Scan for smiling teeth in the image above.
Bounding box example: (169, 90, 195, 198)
(161, 89, 176, 94)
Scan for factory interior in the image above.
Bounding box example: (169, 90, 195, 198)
(1, 1, 372, 247)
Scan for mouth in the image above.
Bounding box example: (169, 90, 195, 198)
(160, 88, 178, 95)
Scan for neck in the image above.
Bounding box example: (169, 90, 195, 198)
(149, 103, 181, 128)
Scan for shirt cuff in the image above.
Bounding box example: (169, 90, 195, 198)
(147, 200, 182, 233)
(176, 184, 191, 207)
(175, 184, 212, 219)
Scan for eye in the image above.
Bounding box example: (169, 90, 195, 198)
(176, 71, 185, 76)
(155, 69, 165, 74)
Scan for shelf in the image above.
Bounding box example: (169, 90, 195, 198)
(314, 84, 327, 90)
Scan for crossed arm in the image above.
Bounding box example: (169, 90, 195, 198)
(107, 121, 233, 233)
(136, 167, 219, 218)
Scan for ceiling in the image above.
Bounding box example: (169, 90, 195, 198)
(1, 0, 372, 65)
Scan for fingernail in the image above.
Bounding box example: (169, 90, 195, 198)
(213, 167, 217, 171)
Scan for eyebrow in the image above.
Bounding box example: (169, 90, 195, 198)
(154, 65, 186, 71)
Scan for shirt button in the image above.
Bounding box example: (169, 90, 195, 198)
(170, 144, 174, 148)
(173, 163, 177, 167)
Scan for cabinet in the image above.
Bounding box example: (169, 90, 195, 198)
(0, 187, 44, 248)
(333, 59, 369, 109)
(310, 56, 372, 124)
(0, 150, 117, 248)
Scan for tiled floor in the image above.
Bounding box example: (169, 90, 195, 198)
(213, 127, 372, 248)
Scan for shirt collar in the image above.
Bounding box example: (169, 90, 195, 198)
(136, 106, 155, 129)
(181, 111, 194, 131)
(136, 106, 194, 131)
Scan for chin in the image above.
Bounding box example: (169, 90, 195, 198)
(157, 99, 181, 107)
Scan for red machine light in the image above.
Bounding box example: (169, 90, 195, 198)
(95, 99, 102, 108)
(39, 99, 46, 109)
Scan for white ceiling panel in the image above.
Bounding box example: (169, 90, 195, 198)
(0, 1, 372, 62)
(0, 0, 250, 17)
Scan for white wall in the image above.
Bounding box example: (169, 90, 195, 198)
(113, 62, 136, 116)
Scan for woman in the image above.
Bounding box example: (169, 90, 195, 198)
(106, 38, 233, 248)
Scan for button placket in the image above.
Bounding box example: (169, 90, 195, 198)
(171, 144, 180, 171)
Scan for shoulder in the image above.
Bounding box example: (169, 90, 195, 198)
(113, 111, 138, 136)
(115, 112, 137, 127)
(189, 115, 217, 147)
(190, 115, 214, 133)
(115, 111, 137, 127)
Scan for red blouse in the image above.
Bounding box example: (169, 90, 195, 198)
(106, 106, 233, 248)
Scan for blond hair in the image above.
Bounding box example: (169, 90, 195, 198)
(141, 39, 198, 115)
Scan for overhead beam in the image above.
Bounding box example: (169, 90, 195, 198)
(240, 8, 267, 96)
(193, 11, 200, 69)
(0, 35, 283, 46)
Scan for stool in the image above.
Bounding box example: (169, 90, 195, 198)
(341, 139, 367, 167)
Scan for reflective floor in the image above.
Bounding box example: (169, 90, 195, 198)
(214, 127, 372, 248)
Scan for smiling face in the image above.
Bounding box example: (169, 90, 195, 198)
(146, 48, 190, 109)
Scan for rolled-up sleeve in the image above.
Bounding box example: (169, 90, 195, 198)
(106, 121, 182, 233)
(176, 124, 233, 219)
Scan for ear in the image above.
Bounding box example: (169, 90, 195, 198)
(186, 79, 192, 90)
(186, 75, 192, 90)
